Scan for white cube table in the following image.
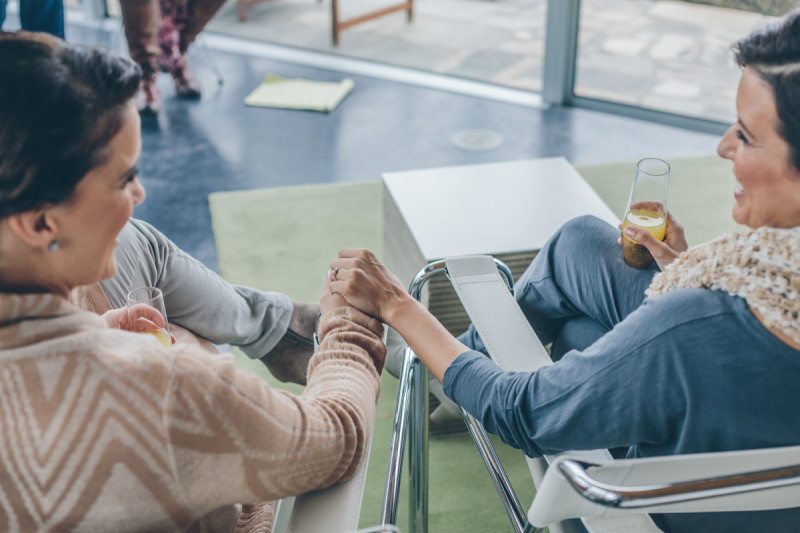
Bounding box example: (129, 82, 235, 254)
(383, 157, 619, 335)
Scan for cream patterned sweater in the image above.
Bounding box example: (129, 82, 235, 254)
(0, 292, 385, 531)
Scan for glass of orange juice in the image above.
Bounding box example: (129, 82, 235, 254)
(621, 158, 670, 269)
(126, 287, 173, 347)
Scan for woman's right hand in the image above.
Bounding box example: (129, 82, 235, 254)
(620, 210, 689, 270)
(327, 248, 410, 324)
(102, 304, 176, 344)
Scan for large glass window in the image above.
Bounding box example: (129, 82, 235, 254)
(205, 0, 546, 91)
(575, 0, 797, 122)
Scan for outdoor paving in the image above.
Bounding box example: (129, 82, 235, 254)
(207, 0, 796, 122)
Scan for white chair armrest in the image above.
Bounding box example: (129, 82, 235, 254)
(530, 445, 800, 527)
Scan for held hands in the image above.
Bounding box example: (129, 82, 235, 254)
(102, 304, 176, 344)
(619, 209, 689, 270)
(320, 283, 349, 314)
(326, 248, 409, 324)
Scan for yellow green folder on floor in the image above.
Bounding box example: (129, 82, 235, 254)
(244, 75, 354, 112)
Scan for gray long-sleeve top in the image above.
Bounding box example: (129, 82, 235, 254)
(443, 288, 800, 532)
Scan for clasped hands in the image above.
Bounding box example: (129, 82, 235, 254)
(320, 248, 411, 324)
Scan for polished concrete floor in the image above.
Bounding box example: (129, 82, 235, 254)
(49, 20, 722, 269)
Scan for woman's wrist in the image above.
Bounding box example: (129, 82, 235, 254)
(383, 291, 420, 328)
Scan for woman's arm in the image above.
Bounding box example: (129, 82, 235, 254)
(162, 304, 386, 508)
(324, 249, 731, 459)
(382, 297, 468, 381)
(327, 248, 469, 381)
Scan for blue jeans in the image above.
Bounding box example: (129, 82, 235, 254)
(459, 215, 659, 359)
(0, 0, 65, 38)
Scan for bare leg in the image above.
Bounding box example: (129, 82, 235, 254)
(120, 0, 162, 114)
(160, 0, 226, 98)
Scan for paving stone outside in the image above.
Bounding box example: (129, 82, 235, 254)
(208, 0, 796, 121)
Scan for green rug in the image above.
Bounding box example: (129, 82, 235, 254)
(208, 156, 741, 531)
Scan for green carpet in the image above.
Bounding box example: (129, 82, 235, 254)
(208, 156, 741, 531)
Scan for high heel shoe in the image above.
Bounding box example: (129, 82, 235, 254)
(172, 62, 202, 100)
(136, 77, 162, 115)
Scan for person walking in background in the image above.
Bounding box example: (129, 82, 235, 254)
(120, 0, 225, 114)
(0, 0, 64, 37)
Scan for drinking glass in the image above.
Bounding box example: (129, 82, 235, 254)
(126, 287, 173, 347)
(621, 158, 670, 269)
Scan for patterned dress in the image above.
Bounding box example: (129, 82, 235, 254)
(158, 0, 190, 73)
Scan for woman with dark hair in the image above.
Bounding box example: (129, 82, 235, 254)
(0, 31, 384, 530)
(326, 10, 800, 532)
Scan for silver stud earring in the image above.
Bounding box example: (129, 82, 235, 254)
(47, 240, 59, 253)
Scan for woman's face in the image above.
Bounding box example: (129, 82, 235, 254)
(717, 67, 800, 229)
(50, 101, 145, 286)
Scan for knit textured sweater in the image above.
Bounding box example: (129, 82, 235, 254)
(0, 291, 384, 531)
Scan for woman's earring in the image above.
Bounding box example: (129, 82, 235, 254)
(47, 240, 59, 253)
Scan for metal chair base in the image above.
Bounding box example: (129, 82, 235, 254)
(380, 258, 534, 533)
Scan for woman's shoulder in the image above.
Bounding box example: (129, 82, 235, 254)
(640, 288, 800, 353)
(610, 288, 751, 354)
(642, 287, 742, 320)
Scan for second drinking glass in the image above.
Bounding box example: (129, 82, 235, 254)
(126, 287, 173, 347)
(621, 158, 671, 269)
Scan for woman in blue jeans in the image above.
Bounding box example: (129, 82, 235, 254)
(325, 10, 800, 532)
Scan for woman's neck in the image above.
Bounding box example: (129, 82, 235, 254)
(0, 258, 71, 299)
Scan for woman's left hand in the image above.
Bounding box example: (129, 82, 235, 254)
(327, 248, 410, 324)
(620, 210, 689, 270)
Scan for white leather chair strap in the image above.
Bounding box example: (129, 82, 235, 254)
(282, 437, 374, 532)
(272, 426, 374, 533)
(275, 327, 390, 532)
(445, 255, 551, 372)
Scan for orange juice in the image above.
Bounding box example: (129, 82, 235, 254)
(146, 329, 173, 347)
(621, 207, 666, 268)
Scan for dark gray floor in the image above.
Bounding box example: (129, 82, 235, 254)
(58, 21, 722, 269)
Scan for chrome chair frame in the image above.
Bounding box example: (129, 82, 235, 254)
(557, 458, 800, 509)
(380, 259, 535, 533)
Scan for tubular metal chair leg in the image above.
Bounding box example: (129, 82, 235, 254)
(462, 409, 534, 533)
(381, 347, 415, 525)
(409, 357, 429, 532)
(381, 258, 531, 532)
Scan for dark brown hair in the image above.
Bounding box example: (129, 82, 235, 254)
(0, 32, 141, 218)
(734, 10, 800, 170)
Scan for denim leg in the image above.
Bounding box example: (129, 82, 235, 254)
(19, 0, 64, 37)
(0, 0, 7, 29)
(459, 215, 658, 352)
(101, 219, 294, 359)
(551, 316, 608, 361)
